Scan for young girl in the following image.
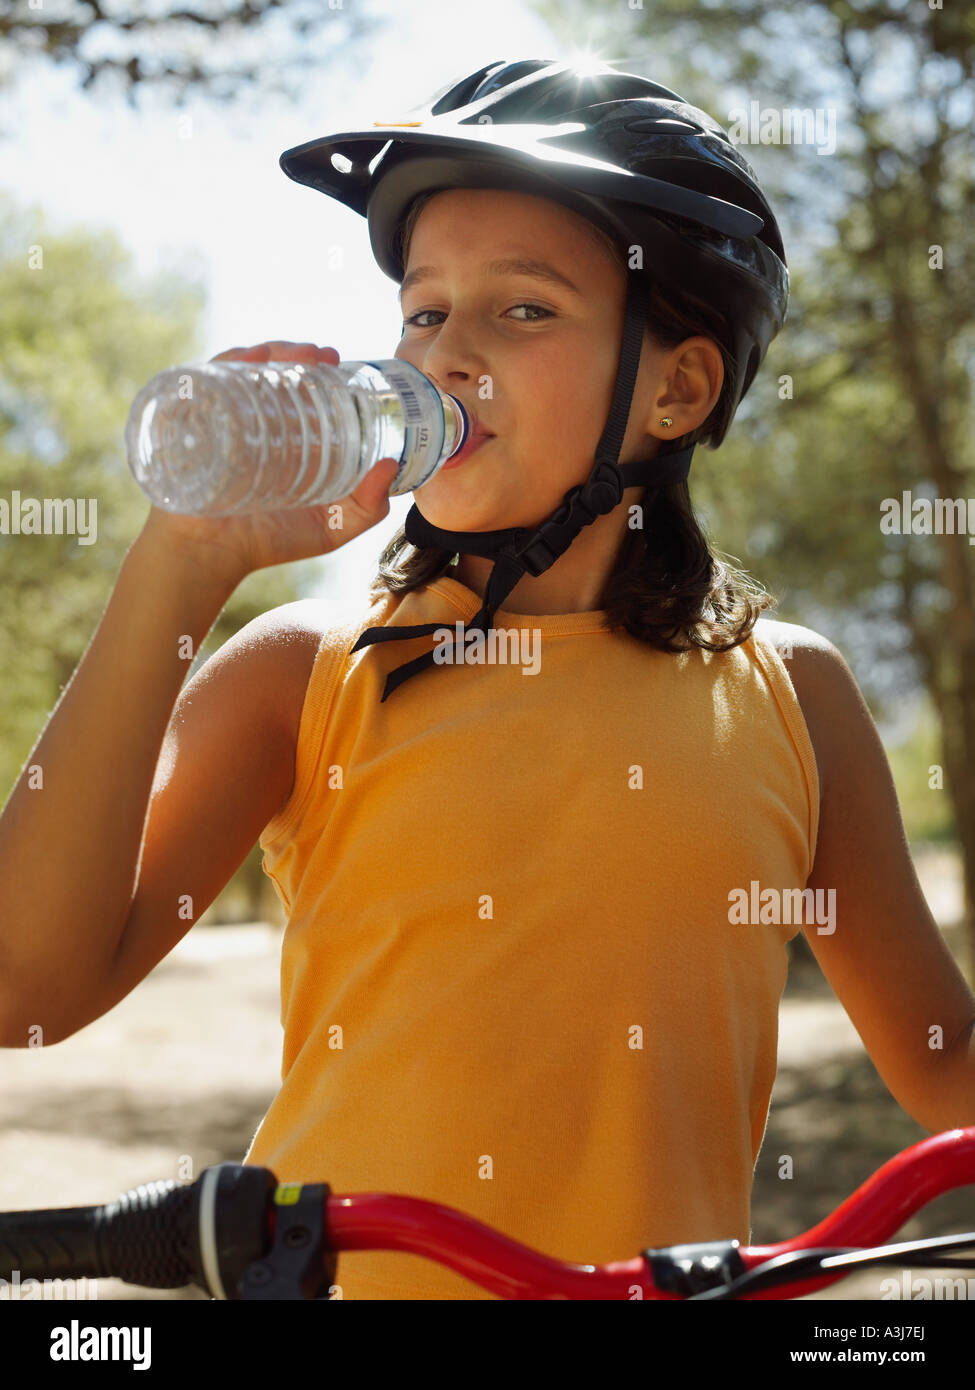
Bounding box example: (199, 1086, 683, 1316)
(1, 59, 973, 1302)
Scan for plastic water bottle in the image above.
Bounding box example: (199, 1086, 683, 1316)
(124, 358, 470, 515)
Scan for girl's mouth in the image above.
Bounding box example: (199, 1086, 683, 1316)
(441, 434, 494, 470)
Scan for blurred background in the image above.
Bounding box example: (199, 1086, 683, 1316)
(0, 0, 973, 1301)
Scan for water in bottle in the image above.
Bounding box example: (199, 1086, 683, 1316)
(124, 358, 470, 515)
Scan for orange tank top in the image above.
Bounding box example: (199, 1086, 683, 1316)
(243, 576, 819, 1299)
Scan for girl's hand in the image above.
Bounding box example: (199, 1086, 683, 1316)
(136, 342, 400, 588)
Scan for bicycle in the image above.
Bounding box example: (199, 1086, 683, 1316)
(2, 1125, 974, 1300)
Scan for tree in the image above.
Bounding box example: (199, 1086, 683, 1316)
(0, 190, 306, 920)
(0, 0, 380, 108)
(538, 2, 975, 973)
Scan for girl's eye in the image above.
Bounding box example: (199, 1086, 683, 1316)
(403, 303, 554, 328)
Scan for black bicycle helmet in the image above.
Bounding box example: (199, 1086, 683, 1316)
(279, 58, 789, 702)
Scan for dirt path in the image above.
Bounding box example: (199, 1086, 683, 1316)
(0, 847, 969, 1302)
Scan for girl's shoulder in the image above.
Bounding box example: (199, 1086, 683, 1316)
(752, 613, 831, 650)
(751, 617, 855, 704)
(243, 597, 364, 750)
(751, 617, 864, 797)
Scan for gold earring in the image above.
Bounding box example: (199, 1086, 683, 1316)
(659, 417, 673, 428)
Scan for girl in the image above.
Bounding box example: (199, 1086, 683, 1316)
(1, 59, 973, 1301)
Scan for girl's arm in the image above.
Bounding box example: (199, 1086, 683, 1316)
(0, 340, 397, 1049)
(74, 599, 323, 1043)
(0, 528, 314, 1047)
(768, 620, 975, 1133)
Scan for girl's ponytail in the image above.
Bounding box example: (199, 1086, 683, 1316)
(602, 479, 775, 653)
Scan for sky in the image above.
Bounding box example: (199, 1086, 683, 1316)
(2, 0, 608, 603)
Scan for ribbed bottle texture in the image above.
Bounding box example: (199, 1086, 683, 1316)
(125, 358, 469, 515)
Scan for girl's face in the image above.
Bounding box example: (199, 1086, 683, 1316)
(394, 187, 665, 534)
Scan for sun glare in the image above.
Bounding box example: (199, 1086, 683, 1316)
(567, 52, 615, 78)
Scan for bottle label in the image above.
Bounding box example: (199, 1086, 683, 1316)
(366, 360, 443, 487)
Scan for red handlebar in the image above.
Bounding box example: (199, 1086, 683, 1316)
(317, 1127, 975, 1298)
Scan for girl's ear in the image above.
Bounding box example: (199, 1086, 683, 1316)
(655, 338, 724, 436)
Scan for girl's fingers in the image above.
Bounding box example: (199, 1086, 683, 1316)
(210, 343, 341, 363)
(355, 458, 399, 512)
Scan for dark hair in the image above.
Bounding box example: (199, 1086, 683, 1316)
(369, 189, 776, 652)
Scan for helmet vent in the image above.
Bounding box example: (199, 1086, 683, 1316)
(429, 61, 509, 116)
(625, 116, 701, 134)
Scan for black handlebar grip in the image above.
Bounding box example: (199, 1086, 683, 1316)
(0, 1202, 108, 1283)
(96, 1179, 205, 1288)
(0, 1179, 201, 1288)
(97, 1165, 278, 1292)
(0, 1164, 279, 1294)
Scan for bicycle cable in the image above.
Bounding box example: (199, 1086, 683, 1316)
(687, 1230, 975, 1300)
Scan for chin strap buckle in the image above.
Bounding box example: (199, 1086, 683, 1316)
(581, 459, 626, 517)
(512, 461, 625, 576)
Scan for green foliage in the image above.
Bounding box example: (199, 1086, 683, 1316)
(0, 192, 303, 918)
(886, 700, 955, 845)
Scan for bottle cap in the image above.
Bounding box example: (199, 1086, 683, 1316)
(443, 394, 470, 458)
